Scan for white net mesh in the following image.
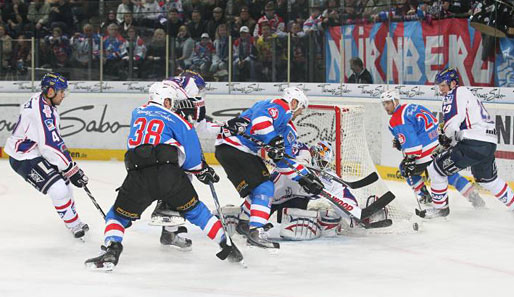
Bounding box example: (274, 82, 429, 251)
(296, 104, 413, 230)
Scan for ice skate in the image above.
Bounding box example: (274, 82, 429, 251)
(418, 185, 433, 204)
(247, 223, 280, 249)
(150, 201, 185, 226)
(85, 241, 123, 271)
(467, 190, 486, 208)
(424, 207, 450, 219)
(69, 222, 89, 239)
(235, 219, 250, 237)
(160, 226, 192, 251)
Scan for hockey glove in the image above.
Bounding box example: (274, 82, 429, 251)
(175, 97, 206, 122)
(392, 138, 402, 151)
(63, 162, 89, 188)
(299, 173, 324, 195)
(224, 117, 250, 136)
(400, 156, 417, 177)
(267, 135, 285, 162)
(438, 134, 452, 148)
(189, 162, 220, 184)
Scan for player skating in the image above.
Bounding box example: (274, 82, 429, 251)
(84, 82, 242, 271)
(4, 73, 89, 239)
(423, 68, 514, 218)
(380, 89, 485, 217)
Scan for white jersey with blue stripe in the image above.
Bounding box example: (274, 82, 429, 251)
(441, 86, 496, 144)
(164, 76, 201, 98)
(127, 102, 203, 171)
(4, 93, 73, 171)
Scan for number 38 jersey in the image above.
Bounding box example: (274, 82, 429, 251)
(4, 94, 73, 171)
(388, 103, 439, 164)
(127, 102, 203, 171)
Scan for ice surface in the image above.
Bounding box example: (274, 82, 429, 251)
(1, 160, 514, 297)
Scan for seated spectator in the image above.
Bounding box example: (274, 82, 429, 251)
(210, 23, 229, 80)
(28, 0, 51, 37)
(2, 0, 28, 38)
(120, 12, 138, 36)
(11, 34, 31, 76)
(348, 57, 373, 83)
(44, 26, 71, 68)
(141, 28, 167, 79)
(255, 23, 283, 81)
(248, 0, 267, 21)
(231, 6, 256, 38)
(303, 6, 324, 33)
(101, 10, 120, 34)
(0, 25, 13, 71)
(158, 8, 183, 38)
(175, 25, 194, 70)
(322, 0, 341, 27)
(341, 0, 365, 24)
(187, 9, 206, 41)
(190, 33, 214, 76)
(117, 0, 132, 23)
(103, 23, 128, 80)
(275, 0, 288, 22)
(254, 1, 286, 37)
(49, 0, 74, 34)
(432, 0, 453, 19)
(133, 0, 161, 28)
(232, 25, 256, 81)
(123, 26, 146, 77)
(70, 23, 100, 68)
(290, 22, 307, 82)
(206, 7, 226, 41)
(161, 0, 185, 20)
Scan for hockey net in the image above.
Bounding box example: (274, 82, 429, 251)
(296, 104, 413, 232)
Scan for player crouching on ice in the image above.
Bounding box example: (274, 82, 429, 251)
(424, 68, 514, 218)
(380, 89, 485, 218)
(4, 73, 89, 239)
(85, 82, 243, 271)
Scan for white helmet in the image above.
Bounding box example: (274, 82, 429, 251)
(282, 87, 309, 112)
(380, 89, 400, 102)
(310, 141, 334, 170)
(149, 82, 188, 109)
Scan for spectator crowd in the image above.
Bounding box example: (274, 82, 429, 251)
(0, 0, 482, 81)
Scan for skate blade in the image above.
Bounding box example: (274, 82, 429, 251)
(160, 244, 192, 252)
(85, 262, 115, 272)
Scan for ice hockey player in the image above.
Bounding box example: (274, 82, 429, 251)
(425, 68, 514, 217)
(381, 88, 485, 217)
(4, 73, 89, 239)
(215, 87, 324, 248)
(84, 82, 242, 271)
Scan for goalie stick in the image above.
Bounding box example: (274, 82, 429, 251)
(306, 166, 379, 189)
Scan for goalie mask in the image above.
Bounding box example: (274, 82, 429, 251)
(310, 141, 334, 170)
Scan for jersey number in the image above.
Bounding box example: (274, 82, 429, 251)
(128, 118, 165, 146)
(415, 110, 437, 131)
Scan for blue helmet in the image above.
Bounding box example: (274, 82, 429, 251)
(435, 68, 459, 85)
(181, 70, 206, 90)
(41, 72, 68, 94)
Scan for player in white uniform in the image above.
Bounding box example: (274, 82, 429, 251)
(4, 73, 89, 238)
(426, 68, 514, 217)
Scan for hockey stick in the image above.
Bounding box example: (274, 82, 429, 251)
(306, 166, 378, 189)
(407, 175, 427, 218)
(84, 185, 106, 219)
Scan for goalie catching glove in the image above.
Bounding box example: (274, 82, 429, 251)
(299, 172, 324, 195)
(188, 161, 220, 184)
(63, 162, 88, 188)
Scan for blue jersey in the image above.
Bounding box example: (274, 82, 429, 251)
(388, 103, 439, 164)
(127, 102, 203, 171)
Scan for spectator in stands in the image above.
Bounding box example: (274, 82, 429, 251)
(120, 12, 138, 37)
(363, 0, 389, 22)
(183, 0, 208, 21)
(123, 26, 146, 78)
(206, 6, 226, 41)
(210, 23, 229, 80)
(433, 0, 453, 19)
(48, 0, 74, 34)
(232, 6, 256, 38)
(28, 0, 51, 37)
(101, 10, 120, 34)
(70, 23, 100, 68)
(254, 1, 286, 37)
(12, 34, 31, 75)
(290, 0, 310, 24)
(0, 25, 13, 71)
(175, 25, 194, 70)
(255, 22, 281, 81)
(232, 25, 256, 81)
(191, 32, 214, 75)
(275, 0, 288, 22)
(187, 9, 206, 40)
(341, 0, 365, 24)
(134, 0, 161, 28)
(103, 23, 127, 79)
(159, 8, 183, 38)
(2, 0, 28, 38)
(161, 0, 185, 20)
(290, 22, 307, 82)
(348, 57, 373, 84)
(322, 0, 341, 27)
(248, 0, 266, 21)
(45, 26, 71, 68)
(448, 0, 472, 17)
(117, 0, 132, 23)
(303, 6, 324, 33)
(141, 28, 167, 79)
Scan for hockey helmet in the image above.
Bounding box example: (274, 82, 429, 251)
(149, 82, 188, 109)
(435, 68, 459, 86)
(380, 89, 400, 102)
(282, 87, 309, 112)
(310, 141, 334, 170)
(180, 70, 206, 90)
(41, 72, 68, 95)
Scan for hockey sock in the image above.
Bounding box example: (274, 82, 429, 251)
(427, 163, 449, 209)
(104, 207, 131, 245)
(448, 173, 473, 197)
(479, 178, 514, 210)
(249, 194, 272, 228)
(240, 196, 251, 220)
(406, 175, 425, 196)
(48, 180, 81, 228)
(184, 202, 224, 243)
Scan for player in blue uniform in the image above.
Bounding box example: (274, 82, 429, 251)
(85, 82, 242, 271)
(215, 87, 323, 248)
(381, 89, 484, 217)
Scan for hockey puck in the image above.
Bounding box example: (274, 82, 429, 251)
(412, 222, 419, 231)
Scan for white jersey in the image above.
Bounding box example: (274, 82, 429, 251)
(442, 86, 496, 144)
(4, 93, 73, 171)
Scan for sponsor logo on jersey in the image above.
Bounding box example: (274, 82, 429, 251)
(397, 133, 406, 145)
(45, 119, 56, 131)
(287, 131, 295, 144)
(28, 169, 44, 183)
(268, 107, 279, 119)
(42, 105, 52, 118)
(59, 143, 68, 153)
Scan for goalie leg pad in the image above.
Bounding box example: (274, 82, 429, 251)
(279, 208, 321, 241)
(318, 209, 342, 237)
(211, 205, 241, 237)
